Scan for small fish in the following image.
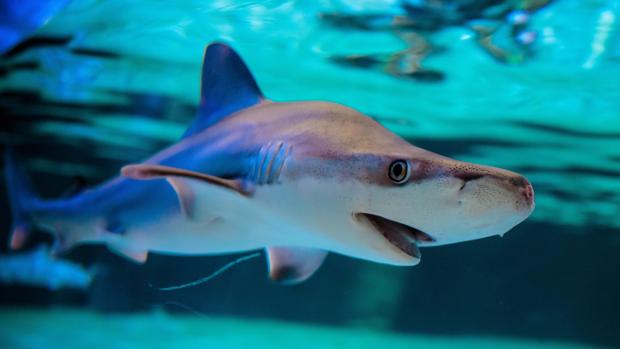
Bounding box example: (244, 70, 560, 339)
(0, 246, 92, 290)
(5, 43, 534, 284)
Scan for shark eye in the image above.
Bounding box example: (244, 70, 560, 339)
(388, 160, 410, 184)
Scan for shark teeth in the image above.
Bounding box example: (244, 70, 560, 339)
(355, 213, 435, 258)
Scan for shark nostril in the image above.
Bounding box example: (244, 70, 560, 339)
(456, 173, 484, 192)
(455, 173, 484, 182)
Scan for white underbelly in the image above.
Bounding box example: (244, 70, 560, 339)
(124, 212, 266, 255)
(120, 184, 321, 256)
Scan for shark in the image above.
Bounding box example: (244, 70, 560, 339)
(0, 246, 93, 290)
(5, 42, 534, 284)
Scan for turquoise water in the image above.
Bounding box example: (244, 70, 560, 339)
(1, 1, 619, 348)
(0, 308, 599, 349)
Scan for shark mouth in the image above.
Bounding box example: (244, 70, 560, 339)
(355, 213, 436, 258)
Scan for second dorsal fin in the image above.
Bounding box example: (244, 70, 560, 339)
(182, 42, 265, 138)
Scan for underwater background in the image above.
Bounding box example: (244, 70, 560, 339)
(0, 0, 619, 348)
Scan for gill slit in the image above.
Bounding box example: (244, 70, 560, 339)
(253, 141, 291, 185)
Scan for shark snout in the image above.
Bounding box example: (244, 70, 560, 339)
(408, 158, 535, 213)
(510, 175, 535, 208)
(456, 168, 535, 216)
(410, 165, 535, 245)
(494, 172, 535, 212)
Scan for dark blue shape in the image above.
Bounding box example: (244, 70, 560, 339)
(0, 0, 72, 54)
(105, 217, 126, 235)
(182, 43, 265, 138)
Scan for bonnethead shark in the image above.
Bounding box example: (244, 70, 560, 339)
(5, 43, 534, 284)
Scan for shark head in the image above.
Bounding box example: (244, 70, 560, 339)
(350, 153, 535, 265)
(278, 103, 535, 266)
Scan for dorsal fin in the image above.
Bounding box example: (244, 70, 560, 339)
(182, 42, 265, 138)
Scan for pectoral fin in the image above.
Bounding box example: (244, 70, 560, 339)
(121, 164, 253, 219)
(164, 177, 196, 219)
(107, 243, 148, 264)
(266, 247, 328, 285)
(122, 164, 252, 196)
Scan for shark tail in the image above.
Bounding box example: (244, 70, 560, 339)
(4, 147, 39, 250)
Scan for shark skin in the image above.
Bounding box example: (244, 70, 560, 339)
(5, 43, 535, 284)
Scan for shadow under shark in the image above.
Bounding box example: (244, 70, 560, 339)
(5, 43, 534, 284)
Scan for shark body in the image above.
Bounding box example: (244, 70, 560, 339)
(6, 43, 534, 283)
(0, 246, 93, 290)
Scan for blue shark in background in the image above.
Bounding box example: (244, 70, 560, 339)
(0, 246, 92, 290)
(0, 0, 72, 54)
(5, 43, 534, 284)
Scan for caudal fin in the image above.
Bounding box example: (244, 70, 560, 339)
(4, 147, 38, 249)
